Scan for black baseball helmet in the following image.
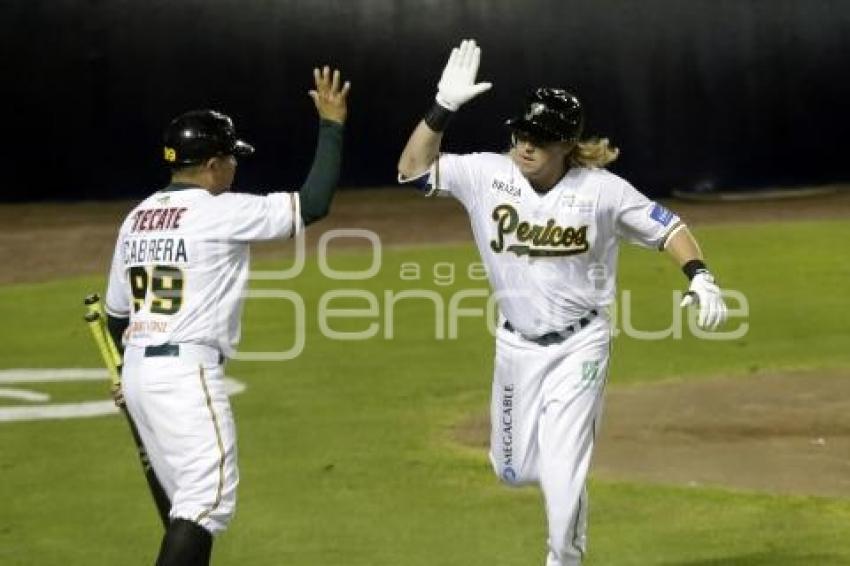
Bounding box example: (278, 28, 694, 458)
(163, 109, 254, 166)
(505, 88, 584, 143)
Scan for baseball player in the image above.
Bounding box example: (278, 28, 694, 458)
(398, 40, 727, 565)
(103, 67, 350, 565)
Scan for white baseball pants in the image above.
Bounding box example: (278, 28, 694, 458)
(122, 343, 238, 535)
(489, 314, 610, 566)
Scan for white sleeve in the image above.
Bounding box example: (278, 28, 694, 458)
(105, 231, 130, 318)
(213, 191, 302, 242)
(614, 181, 681, 250)
(424, 153, 479, 208)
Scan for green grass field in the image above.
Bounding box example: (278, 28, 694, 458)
(1, 219, 849, 565)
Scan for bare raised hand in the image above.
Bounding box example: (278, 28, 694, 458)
(309, 66, 351, 124)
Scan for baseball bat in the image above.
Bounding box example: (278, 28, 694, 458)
(83, 311, 120, 386)
(82, 293, 171, 528)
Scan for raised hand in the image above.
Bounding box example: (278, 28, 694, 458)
(436, 39, 492, 111)
(309, 66, 351, 124)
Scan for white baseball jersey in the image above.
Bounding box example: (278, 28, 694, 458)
(105, 184, 301, 352)
(427, 152, 680, 337)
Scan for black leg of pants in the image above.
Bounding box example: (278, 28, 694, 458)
(155, 518, 213, 566)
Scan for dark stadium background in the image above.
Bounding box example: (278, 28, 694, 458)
(3, 0, 848, 201)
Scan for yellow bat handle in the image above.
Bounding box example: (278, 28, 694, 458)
(92, 301, 122, 369)
(85, 311, 121, 386)
(83, 293, 124, 386)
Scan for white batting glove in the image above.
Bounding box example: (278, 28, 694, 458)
(436, 39, 492, 111)
(680, 272, 728, 331)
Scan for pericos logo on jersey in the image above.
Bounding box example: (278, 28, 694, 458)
(490, 204, 590, 257)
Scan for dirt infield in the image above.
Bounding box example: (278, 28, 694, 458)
(454, 370, 850, 498)
(1, 186, 849, 285)
(2, 187, 850, 497)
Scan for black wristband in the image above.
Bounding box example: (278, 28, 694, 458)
(424, 101, 454, 132)
(682, 259, 709, 281)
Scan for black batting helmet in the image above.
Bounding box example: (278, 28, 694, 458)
(163, 109, 254, 166)
(505, 88, 584, 143)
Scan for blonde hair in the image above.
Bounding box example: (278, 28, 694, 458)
(568, 137, 620, 168)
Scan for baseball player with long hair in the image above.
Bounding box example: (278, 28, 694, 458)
(398, 40, 727, 565)
(103, 67, 350, 565)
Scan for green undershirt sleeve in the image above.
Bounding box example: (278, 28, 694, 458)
(106, 314, 128, 355)
(299, 119, 344, 226)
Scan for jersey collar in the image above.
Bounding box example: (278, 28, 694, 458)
(159, 182, 203, 193)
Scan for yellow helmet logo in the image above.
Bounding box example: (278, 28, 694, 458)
(164, 147, 177, 162)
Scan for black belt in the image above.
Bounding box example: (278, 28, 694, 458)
(144, 344, 225, 364)
(144, 344, 180, 357)
(503, 309, 598, 346)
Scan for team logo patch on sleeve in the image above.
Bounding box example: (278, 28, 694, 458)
(650, 203, 674, 226)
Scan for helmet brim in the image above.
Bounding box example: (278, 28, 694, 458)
(233, 140, 255, 157)
(505, 117, 564, 143)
